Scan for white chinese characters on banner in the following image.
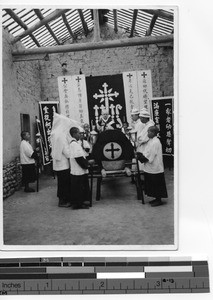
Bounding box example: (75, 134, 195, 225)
(122, 71, 139, 125)
(165, 104, 173, 154)
(153, 101, 160, 133)
(137, 70, 153, 113)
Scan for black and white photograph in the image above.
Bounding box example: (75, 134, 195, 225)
(1, 6, 177, 249)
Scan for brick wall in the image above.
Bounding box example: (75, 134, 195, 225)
(3, 28, 42, 164)
(2, 29, 42, 198)
(39, 24, 173, 101)
(2, 24, 173, 199)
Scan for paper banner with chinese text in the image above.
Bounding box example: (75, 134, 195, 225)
(151, 97, 174, 155)
(71, 75, 89, 125)
(137, 70, 153, 112)
(57, 76, 73, 117)
(122, 71, 139, 125)
(39, 101, 59, 165)
(58, 75, 89, 125)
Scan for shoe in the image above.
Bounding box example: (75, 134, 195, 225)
(149, 199, 157, 204)
(151, 200, 163, 207)
(58, 203, 70, 207)
(24, 188, 35, 193)
(72, 204, 90, 210)
(81, 204, 90, 209)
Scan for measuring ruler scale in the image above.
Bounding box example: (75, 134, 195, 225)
(0, 257, 210, 295)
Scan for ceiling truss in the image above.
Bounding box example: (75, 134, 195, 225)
(2, 8, 174, 61)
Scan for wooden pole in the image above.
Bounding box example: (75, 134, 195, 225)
(34, 9, 60, 45)
(130, 9, 138, 38)
(12, 34, 173, 57)
(5, 9, 41, 47)
(146, 14, 158, 36)
(12, 9, 70, 44)
(61, 13, 76, 40)
(141, 9, 173, 21)
(113, 9, 118, 33)
(93, 9, 101, 42)
(78, 9, 89, 36)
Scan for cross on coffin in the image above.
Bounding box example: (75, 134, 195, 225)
(105, 142, 121, 159)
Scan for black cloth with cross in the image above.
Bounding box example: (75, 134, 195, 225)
(91, 129, 134, 164)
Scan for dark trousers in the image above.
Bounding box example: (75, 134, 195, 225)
(21, 164, 36, 185)
(56, 169, 70, 203)
(70, 174, 90, 208)
(144, 172, 168, 199)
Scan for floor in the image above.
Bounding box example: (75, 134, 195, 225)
(3, 169, 174, 247)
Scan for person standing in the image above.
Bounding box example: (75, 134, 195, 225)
(136, 126, 168, 207)
(130, 108, 144, 183)
(137, 108, 155, 170)
(137, 108, 155, 149)
(20, 131, 37, 193)
(69, 127, 91, 210)
(51, 113, 71, 207)
(79, 127, 91, 158)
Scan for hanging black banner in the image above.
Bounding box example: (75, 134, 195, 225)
(86, 74, 127, 129)
(38, 101, 59, 165)
(151, 97, 174, 155)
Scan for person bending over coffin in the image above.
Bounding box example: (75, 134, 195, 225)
(69, 127, 91, 210)
(96, 108, 115, 132)
(136, 126, 168, 207)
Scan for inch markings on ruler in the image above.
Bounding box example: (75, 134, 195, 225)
(0, 257, 210, 295)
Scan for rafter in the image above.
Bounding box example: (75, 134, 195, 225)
(113, 9, 118, 33)
(78, 9, 89, 36)
(12, 34, 174, 57)
(61, 13, 76, 40)
(146, 14, 158, 36)
(130, 9, 138, 38)
(93, 9, 101, 42)
(34, 9, 60, 45)
(11, 9, 70, 44)
(141, 9, 173, 22)
(5, 9, 41, 47)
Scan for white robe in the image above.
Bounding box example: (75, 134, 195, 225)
(137, 119, 155, 171)
(143, 136, 164, 174)
(50, 113, 80, 171)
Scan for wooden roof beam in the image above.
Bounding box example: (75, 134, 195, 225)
(12, 34, 174, 57)
(34, 9, 60, 45)
(11, 9, 70, 44)
(5, 9, 41, 47)
(61, 13, 76, 40)
(141, 9, 173, 22)
(93, 9, 101, 42)
(146, 14, 158, 36)
(113, 9, 118, 33)
(78, 9, 89, 36)
(130, 9, 138, 37)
